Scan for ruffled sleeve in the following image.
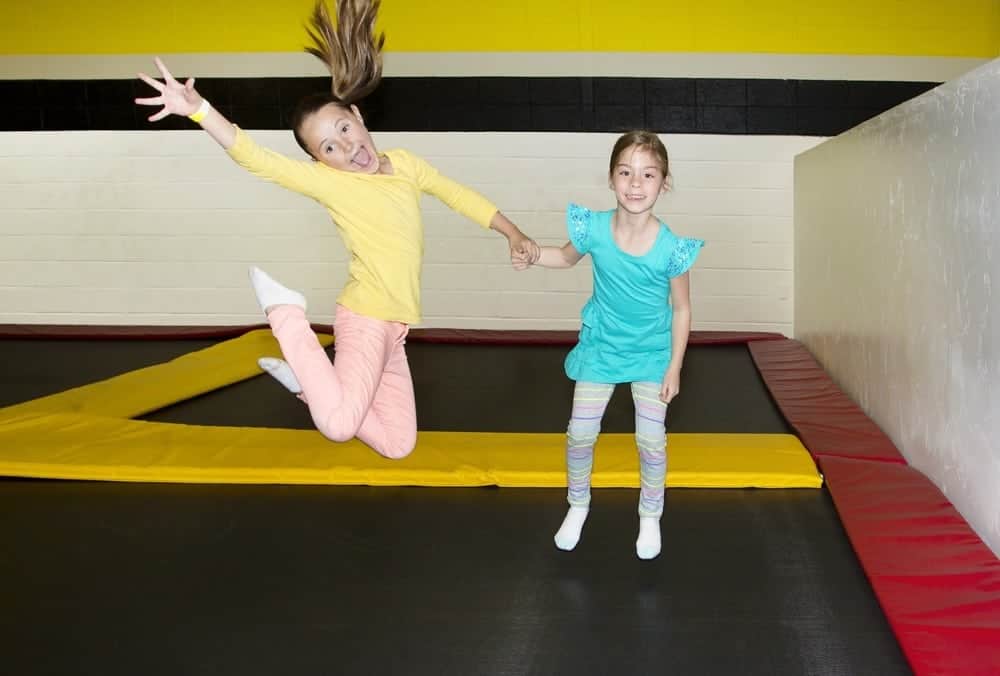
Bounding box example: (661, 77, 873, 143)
(665, 235, 705, 277)
(566, 203, 593, 255)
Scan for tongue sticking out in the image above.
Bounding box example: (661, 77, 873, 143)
(353, 147, 371, 168)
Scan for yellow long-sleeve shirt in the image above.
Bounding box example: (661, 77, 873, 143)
(226, 127, 499, 324)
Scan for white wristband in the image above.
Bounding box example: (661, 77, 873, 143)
(188, 98, 212, 123)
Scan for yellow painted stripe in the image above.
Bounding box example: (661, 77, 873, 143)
(2, 0, 997, 57)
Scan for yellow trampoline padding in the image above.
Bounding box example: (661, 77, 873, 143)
(1, 330, 331, 419)
(0, 411, 821, 488)
(0, 329, 820, 487)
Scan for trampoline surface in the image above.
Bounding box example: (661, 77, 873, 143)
(0, 337, 910, 676)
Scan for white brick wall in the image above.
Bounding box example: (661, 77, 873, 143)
(0, 130, 820, 333)
(795, 61, 1000, 556)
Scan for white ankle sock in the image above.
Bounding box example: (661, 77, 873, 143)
(249, 266, 306, 315)
(636, 516, 661, 560)
(554, 506, 589, 551)
(258, 357, 302, 394)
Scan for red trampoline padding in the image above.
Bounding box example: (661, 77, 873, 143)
(748, 339, 904, 463)
(822, 457, 1000, 676)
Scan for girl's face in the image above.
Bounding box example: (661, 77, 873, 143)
(298, 103, 380, 173)
(608, 145, 669, 214)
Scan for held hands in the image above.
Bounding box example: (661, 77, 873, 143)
(660, 368, 681, 404)
(135, 57, 203, 121)
(487, 214, 539, 271)
(510, 235, 540, 271)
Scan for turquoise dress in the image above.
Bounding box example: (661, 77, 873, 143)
(564, 203, 704, 384)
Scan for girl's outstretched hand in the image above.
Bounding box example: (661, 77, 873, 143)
(135, 57, 202, 121)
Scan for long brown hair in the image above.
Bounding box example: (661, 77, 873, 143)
(292, 0, 386, 156)
(305, 0, 385, 104)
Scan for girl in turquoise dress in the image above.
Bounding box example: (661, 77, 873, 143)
(519, 131, 703, 559)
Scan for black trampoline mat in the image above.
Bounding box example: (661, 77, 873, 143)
(0, 336, 910, 675)
(0, 339, 790, 434)
(0, 481, 910, 676)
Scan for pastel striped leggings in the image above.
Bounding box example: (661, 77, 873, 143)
(566, 381, 668, 517)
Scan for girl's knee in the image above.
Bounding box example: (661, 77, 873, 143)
(368, 421, 417, 459)
(316, 418, 361, 443)
(381, 441, 414, 460)
(567, 429, 600, 450)
(379, 429, 417, 460)
(567, 417, 600, 439)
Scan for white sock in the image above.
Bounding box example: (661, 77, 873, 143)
(258, 357, 302, 394)
(636, 516, 661, 560)
(554, 506, 589, 551)
(249, 266, 306, 315)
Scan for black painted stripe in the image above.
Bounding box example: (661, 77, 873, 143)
(0, 76, 937, 135)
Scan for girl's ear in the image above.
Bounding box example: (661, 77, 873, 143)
(661, 174, 673, 193)
(350, 104, 365, 125)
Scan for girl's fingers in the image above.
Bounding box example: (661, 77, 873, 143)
(185, 78, 195, 91)
(134, 96, 163, 106)
(153, 56, 176, 83)
(137, 72, 164, 92)
(148, 108, 170, 122)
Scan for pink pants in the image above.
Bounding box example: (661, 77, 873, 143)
(267, 304, 417, 459)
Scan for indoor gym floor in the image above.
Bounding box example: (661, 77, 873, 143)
(0, 336, 911, 675)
